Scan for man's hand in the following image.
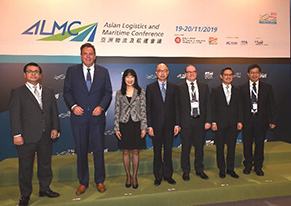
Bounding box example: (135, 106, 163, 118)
(211, 123, 217, 131)
(269, 124, 276, 129)
(14, 136, 24, 146)
(174, 126, 180, 136)
(72, 106, 84, 116)
(148, 128, 154, 137)
(205, 123, 211, 130)
(237, 123, 243, 130)
(92, 106, 103, 116)
(51, 130, 58, 139)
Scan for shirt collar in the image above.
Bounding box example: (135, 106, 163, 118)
(83, 64, 95, 70)
(26, 82, 41, 89)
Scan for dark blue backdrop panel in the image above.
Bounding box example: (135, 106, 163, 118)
(0, 61, 289, 161)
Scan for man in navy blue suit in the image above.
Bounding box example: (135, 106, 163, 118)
(63, 43, 112, 194)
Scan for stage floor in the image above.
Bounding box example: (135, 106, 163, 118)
(1, 141, 291, 206)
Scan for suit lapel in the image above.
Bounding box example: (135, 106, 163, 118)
(77, 64, 88, 92)
(220, 84, 228, 105)
(23, 85, 42, 110)
(154, 81, 164, 103)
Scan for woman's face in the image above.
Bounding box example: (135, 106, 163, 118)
(125, 74, 135, 87)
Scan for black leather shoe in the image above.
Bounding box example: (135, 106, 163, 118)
(196, 171, 209, 179)
(164, 177, 176, 185)
(219, 170, 226, 178)
(18, 196, 29, 206)
(243, 168, 251, 174)
(154, 178, 162, 186)
(182, 172, 190, 181)
(254, 168, 264, 176)
(39, 190, 60, 198)
(227, 170, 239, 178)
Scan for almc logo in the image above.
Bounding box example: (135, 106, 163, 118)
(22, 20, 98, 42)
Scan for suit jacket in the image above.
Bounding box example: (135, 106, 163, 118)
(9, 85, 60, 143)
(63, 64, 112, 125)
(146, 81, 179, 132)
(240, 81, 277, 129)
(211, 84, 243, 129)
(177, 81, 211, 128)
(114, 89, 147, 131)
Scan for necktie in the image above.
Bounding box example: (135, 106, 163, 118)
(191, 83, 198, 117)
(226, 85, 230, 105)
(251, 82, 257, 113)
(86, 68, 92, 91)
(34, 85, 43, 109)
(161, 83, 166, 102)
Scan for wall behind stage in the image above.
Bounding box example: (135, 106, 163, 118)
(0, 57, 289, 161)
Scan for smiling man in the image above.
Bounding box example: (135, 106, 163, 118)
(9, 62, 60, 206)
(240, 64, 277, 176)
(211, 67, 243, 179)
(63, 43, 112, 194)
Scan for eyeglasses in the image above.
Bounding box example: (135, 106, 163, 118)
(185, 71, 197, 74)
(26, 70, 40, 74)
(249, 72, 260, 75)
(156, 70, 169, 73)
(223, 74, 234, 77)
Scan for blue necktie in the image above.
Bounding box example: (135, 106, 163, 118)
(161, 83, 166, 102)
(86, 68, 92, 91)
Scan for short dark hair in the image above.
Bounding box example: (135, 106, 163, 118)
(247, 64, 261, 73)
(80, 43, 96, 55)
(23, 62, 42, 74)
(220, 67, 234, 75)
(185, 64, 196, 72)
(121, 69, 142, 96)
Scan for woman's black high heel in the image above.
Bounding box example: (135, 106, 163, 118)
(125, 176, 131, 188)
(132, 177, 138, 189)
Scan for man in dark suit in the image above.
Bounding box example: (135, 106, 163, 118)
(146, 63, 180, 186)
(211, 67, 243, 179)
(9, 62, 60, 206)
(63, 43, 112, 194)
(177, 65, 211, 180)
(240, 64, 277, 176)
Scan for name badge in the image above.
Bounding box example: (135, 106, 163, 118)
(191, 100, 199, 108)
(252, 102, 258, 110)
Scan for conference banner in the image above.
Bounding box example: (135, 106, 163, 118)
(0, 0, 290, 57)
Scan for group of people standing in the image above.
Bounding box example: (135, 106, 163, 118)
(9, 43, 277, 206)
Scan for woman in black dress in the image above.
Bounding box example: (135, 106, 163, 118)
(114, 69, 147, 189)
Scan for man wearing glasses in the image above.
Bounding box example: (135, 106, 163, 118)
(177, 65, 211, 180)
(240, 64, 277, 176)
(9, 62, 60, 206)
(211, 68, 243, 179)
(146, 63, 180, 186)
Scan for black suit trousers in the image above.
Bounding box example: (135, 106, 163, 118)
(242, 115, 267, 169)
(180, 119, 205, 173)
(215, 127, 239, 171)
(16, 132, 53, 197)
(152, 125, 174, 179)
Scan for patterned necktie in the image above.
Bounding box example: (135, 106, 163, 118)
(226, 85, 230, 105)
(34, 85, 43, 109)
(191, 83, 198, 117)
(251, 82, 257, 113)
(161, 83, 166, 102)
(86, 68, 92, 91)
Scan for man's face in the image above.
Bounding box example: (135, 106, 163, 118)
(185, 65, 197, 82)
(247, 67, 260, 83)
(81, 47, 96, 67)
(24, 65, 42, 85)
(156, 64, 169, 82)
(220, 69, 233, 85)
